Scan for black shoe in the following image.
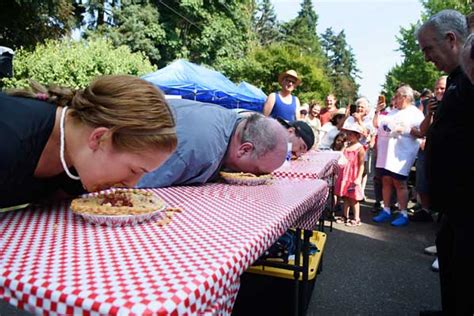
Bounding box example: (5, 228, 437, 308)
(371, 202, 382, 213)
(409, 210, 433, 222)
(419, 310, 443, 316)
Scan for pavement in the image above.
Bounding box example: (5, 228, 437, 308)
(1, 179, 442, 316)
(306, 179, 441, 315)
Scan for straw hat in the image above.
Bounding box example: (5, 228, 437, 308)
(278, 70, 302, 87)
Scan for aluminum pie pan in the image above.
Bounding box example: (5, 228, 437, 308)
(75, 205, 166, 227)
(220, 173, 272, 186)
(71, 189, 167, 227)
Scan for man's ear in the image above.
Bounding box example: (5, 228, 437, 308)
(237, 142, 254, 158)
(446, 31, 456, 47)
(287, 127, 296, 136)
(88, 127, 110, 151)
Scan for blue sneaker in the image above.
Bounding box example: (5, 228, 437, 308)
(372, 210, 391, 223)
(391, 214, 409, 227)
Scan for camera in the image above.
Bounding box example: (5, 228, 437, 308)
(429, 97, 440, 113)
(422, 97, 440, 113)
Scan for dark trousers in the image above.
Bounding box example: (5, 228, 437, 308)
(436, 212, 474, 315)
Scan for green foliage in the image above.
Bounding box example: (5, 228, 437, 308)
(280, 0, 322, 57)
(154, 0, 252, 68)
(421, 0, 471, 17)
(90, 3, 166, 65)
(230, 43, 332, 103)
(253, 0, 281, 46)
(2, 38, 155, 89)
(380, 0, 471, 100)
(382, 24, 441, 100)
(0, 0, 76, 49)
(321, 28, 360, 105)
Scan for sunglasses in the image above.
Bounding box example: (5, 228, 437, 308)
(285, 78, 297, 85)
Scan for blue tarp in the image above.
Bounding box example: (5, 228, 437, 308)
(142, 59, 266, 111)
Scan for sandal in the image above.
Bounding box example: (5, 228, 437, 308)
(345, 219, 362, 227)
(335, 216, 348, 224)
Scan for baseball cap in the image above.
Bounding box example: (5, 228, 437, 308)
(276, 117, 315, 149)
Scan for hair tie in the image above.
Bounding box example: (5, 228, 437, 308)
(36, 93, 49, 101)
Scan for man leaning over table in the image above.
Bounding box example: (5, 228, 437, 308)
(138, 99, 289, 188)
(232, 108, 315, 158)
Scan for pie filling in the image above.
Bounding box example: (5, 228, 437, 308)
(71, 189, 164, 216)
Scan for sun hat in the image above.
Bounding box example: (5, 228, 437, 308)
(277, 117, 315, 149)
(278, 70, 302, 87)
(341, 116, 363, 134)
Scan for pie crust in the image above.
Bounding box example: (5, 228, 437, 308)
(220, 171, 272, 185)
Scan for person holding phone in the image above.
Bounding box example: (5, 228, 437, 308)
(372, 85, 424, 227)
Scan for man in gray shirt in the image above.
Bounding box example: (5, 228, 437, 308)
(138, 99, 288, 188)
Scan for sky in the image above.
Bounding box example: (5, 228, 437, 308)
(271, 0, 424, 106)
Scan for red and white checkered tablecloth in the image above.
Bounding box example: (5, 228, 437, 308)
(272, 151, 341, 180)
(0, 178, 328, 315)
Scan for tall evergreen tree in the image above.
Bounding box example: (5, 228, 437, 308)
(321, 27, 360, 105)
(253, 0, 280, 46)
(91, 3, 166, 65)
(281, 0, 322, 58)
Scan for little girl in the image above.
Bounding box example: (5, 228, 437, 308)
(334, 119, 365, 226)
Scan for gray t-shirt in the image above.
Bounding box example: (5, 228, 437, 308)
(138, 99, 239, 188)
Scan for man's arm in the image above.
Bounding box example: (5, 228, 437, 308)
(262, 93, 276, 116)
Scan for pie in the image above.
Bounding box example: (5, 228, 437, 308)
(70, 189, 165, 216)
(219, 171, 272, 185)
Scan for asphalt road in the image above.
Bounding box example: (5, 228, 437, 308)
(306, 180, 441, 315)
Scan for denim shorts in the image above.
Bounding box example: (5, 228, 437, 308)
(380, 168, 408, 181)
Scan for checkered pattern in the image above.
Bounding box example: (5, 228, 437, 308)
(0, 178, 327, 315)
(273, 151, 341, 180)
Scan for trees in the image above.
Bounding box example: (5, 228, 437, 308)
(382, 24, 441, 100)
(280, 0, 323, 57)
(382, 0, 471, 98)
(321, 28, 360, 106)
(2, 38, 155, 89)
(90, 3, 166, 65)
(0, 0, 77, 49)
(235, 44, 332, 102)
(253, 0, 280, 46)
(2, 0, 354, 106)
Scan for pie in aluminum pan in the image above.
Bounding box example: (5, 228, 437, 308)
(71, 189, 166, 226)
(220, 171, 272, 186)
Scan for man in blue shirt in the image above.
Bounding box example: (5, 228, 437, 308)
(138, 99, 288, 188)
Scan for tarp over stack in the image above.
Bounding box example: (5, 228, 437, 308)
(142, 59, 266, 112)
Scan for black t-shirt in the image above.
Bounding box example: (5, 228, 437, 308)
(0, 93, 84, 208)
(425, 67, 474, 212)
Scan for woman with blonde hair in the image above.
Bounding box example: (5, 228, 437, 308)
(0, 75, 177, 209)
